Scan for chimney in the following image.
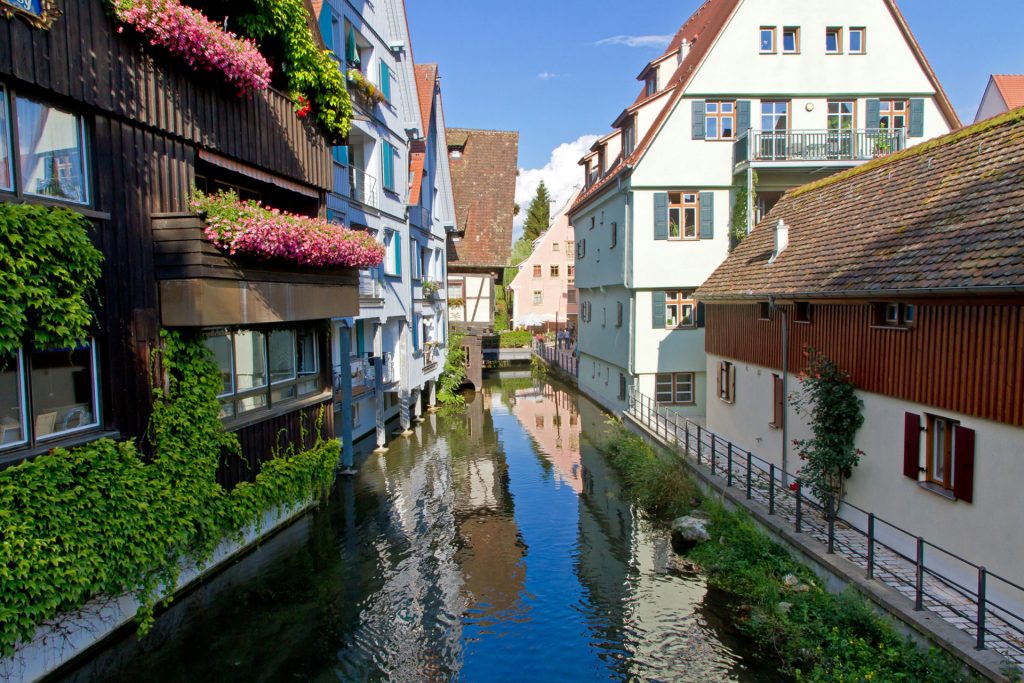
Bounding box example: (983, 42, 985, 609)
(769, 219, 789, 264)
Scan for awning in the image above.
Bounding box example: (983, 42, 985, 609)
(197, 149, 319, 199)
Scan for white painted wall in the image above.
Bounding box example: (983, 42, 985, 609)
(974, 78, 1009, 123)
(705, 353, 1024, 590)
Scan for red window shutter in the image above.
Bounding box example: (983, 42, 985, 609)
(953, 426, 976, 503)
(903, 412, 921, 480)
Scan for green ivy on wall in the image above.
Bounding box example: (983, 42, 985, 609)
(239, 0, 353, 141)
(0, 203, 103, 356)
(0, 331, 341, 656)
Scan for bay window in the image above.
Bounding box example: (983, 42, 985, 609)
(0, 86, 90, 205)
(206, 327, 322, 420)
(1, 342, 101, 452)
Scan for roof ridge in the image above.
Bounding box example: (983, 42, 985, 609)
(790, 105, 1024, 198)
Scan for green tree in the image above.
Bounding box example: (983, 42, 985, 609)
(499, 237, 534, 330)
(522, 181, 551, 242)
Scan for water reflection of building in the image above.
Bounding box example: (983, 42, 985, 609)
(448, 388, 528, 621)
(509, 383, 583, 494)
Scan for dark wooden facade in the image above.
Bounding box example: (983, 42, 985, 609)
(0, 0, 354, 473)
(706, 301, 1024, 427)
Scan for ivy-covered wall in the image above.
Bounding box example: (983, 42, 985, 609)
(0, 331, 341, 656)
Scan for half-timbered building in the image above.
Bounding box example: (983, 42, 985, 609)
(696, 107, 1024, 586)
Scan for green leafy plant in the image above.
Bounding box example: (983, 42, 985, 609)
(238, 0, 353, 141)
(0, 202, 103, 356)
(0, 331, 341, 656)
(346, 68, 387, 107)
(438, 330, 467, 405)
(790, 348, 865, 507)
(729, 171, 758, 250)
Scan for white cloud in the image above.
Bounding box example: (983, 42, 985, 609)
(514, 134, 600, 241)
(537, 71, 559, 80)
(596, 34, 673, 48)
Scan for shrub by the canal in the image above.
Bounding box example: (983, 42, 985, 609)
(0, 331, 341, 657)
(599, 423, 979, 683)
(438, 330, 468, 405)
(600, 422, 701, 523)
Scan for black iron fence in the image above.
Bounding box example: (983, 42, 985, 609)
(533, 342, 578, 378)
(627, 386, 1024, 665)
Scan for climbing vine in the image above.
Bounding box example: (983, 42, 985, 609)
(438, 330, 467, 405)
(729, 171, 757, 250)
(0, 331, 340, 656)
(238, 0, 353, 141)
(790, 349, 865, 508)
(0, 203, 103, 356)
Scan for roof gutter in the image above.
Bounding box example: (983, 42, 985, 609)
(696, 285, 1024, 303)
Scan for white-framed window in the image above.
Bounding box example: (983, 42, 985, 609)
(533, 290, 542, 305)
(206, 327, 321, 420)
(879, 100, 909, 132)
(665, 291, 696, 329)
(0, 87, 90, 204)
(849, 27, 866, 54)
(782, 27, 800, 54)
(873, 302, 916, 329)
(644, 72, 657, 97)
(826, 27, 842, 54)
(567, 265, 575, 284)
(926, 414, 958, 491)
(656, 372, 695, 405)
(533, 264, 542, 278)
(1, 342, 102, 452)
(552, 241, 560, 252)
(550, 265, 559, 278)
(760, 26, 776, 53)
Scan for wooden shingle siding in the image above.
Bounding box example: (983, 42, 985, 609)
(0, 0, 331, 191)
(706, 302, 1024, 427)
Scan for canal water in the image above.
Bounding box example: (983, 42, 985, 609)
(55, 373, 781, 683)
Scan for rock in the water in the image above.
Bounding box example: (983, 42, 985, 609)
(670, 515, 711, 553)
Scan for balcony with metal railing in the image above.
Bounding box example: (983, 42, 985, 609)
(348, 166, 379, 210)
(734, 129, 907, 168)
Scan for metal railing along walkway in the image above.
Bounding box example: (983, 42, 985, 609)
(533, 342, 578, 378)
(626, 387, 1024, 666)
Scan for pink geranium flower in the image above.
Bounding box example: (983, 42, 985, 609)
(112, 0, 272, 94)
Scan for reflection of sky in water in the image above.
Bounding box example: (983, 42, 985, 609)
(52, 375, 778, 683)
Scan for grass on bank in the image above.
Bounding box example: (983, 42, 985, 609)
(599, 421, 981, 683)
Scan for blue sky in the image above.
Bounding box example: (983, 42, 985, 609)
(406, 0, 1024, 232)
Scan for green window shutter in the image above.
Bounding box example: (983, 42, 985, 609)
(319, 9, 334, 51)
(380, 61, 391, 102)
(737, 100, 751, 135)
(412, 317, 419, 351)
(866, 99, 881, 129)
(394, 233, 402, 275)
(699, 192, 714, 239)
(652, 291, 666, 329)
(356, 322, 365, 356)
(382, 141, 395, 192)
(692, 101, 706, 140)
(653, 193, 668, 240)
(909, 99, 925, 138)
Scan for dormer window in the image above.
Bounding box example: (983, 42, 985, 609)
(645, 72, 658, 97)
(622, 117, 636, 156)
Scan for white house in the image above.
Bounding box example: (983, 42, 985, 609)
(316, 0, 452, 452)
(569, 0, 959, 417)
(974, 74, 1024, 123)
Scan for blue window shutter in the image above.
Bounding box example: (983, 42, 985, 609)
(654, 193, 668, 240)
(380, 61, 391, 102)
(394, 233, 402, 274)
(412, 318, 419, 351)
(332, 145, 349, 165)
(866, 99, 881, 129)
(692, 101, 706, 140)
(356, 322, 365, 356)
(737, 101, 751, 135)
(652, 292, 666, 328)
(319, 9, 334, 51)
(909, 99, 925, 138)
(699, 192, 715, 239)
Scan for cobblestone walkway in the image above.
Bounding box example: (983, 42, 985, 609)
(626, 401, 1024, 666)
